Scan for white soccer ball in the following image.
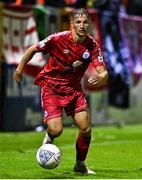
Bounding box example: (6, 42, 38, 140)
(36, 144, 61, 169)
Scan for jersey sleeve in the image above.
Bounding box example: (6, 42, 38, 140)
(92, 43, 106, 68)
(36, 34, 54, 54)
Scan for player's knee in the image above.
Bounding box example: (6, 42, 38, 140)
(80, 126, 92, 136)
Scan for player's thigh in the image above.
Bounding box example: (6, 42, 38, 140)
(73, 109, 92, 134)
(47, 117, 63, 136)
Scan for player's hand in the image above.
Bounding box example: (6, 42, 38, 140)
(13, 70, 23, 83)
(88, 71, 108, 87)
(88, 74, 99, 85)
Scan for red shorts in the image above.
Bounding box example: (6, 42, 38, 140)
(40, 80, 88, 122)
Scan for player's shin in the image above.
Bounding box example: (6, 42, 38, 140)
(75, 134, 91, 162)
(74, 134, 96, 174)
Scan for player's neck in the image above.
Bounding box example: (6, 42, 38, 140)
(72, 30, 86, 44)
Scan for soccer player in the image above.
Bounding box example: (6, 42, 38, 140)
(14, 8, 108, 174)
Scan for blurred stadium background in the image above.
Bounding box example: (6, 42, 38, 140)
(0, 0, 142, 132)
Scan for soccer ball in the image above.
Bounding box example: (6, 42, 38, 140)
(36, 144, 61, 169)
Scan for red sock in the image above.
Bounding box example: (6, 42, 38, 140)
(76, 134, 91, 161)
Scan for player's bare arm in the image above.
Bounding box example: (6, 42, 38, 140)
(88, 66, 108, 87)
(13, 44, 38, 83)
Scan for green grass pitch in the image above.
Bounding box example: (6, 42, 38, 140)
(0, 124, 142, 179)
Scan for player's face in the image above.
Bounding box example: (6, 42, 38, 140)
(72, 14, 91, 38)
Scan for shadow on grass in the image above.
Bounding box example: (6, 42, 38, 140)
(35, 169, 97, 179)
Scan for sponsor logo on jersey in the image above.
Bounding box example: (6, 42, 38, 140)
(82, 49, 90, 59)
(72, 60, 83, 67)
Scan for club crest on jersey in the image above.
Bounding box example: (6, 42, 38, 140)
(82, 49, 90, 59)
(72, 60, 83, 67)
